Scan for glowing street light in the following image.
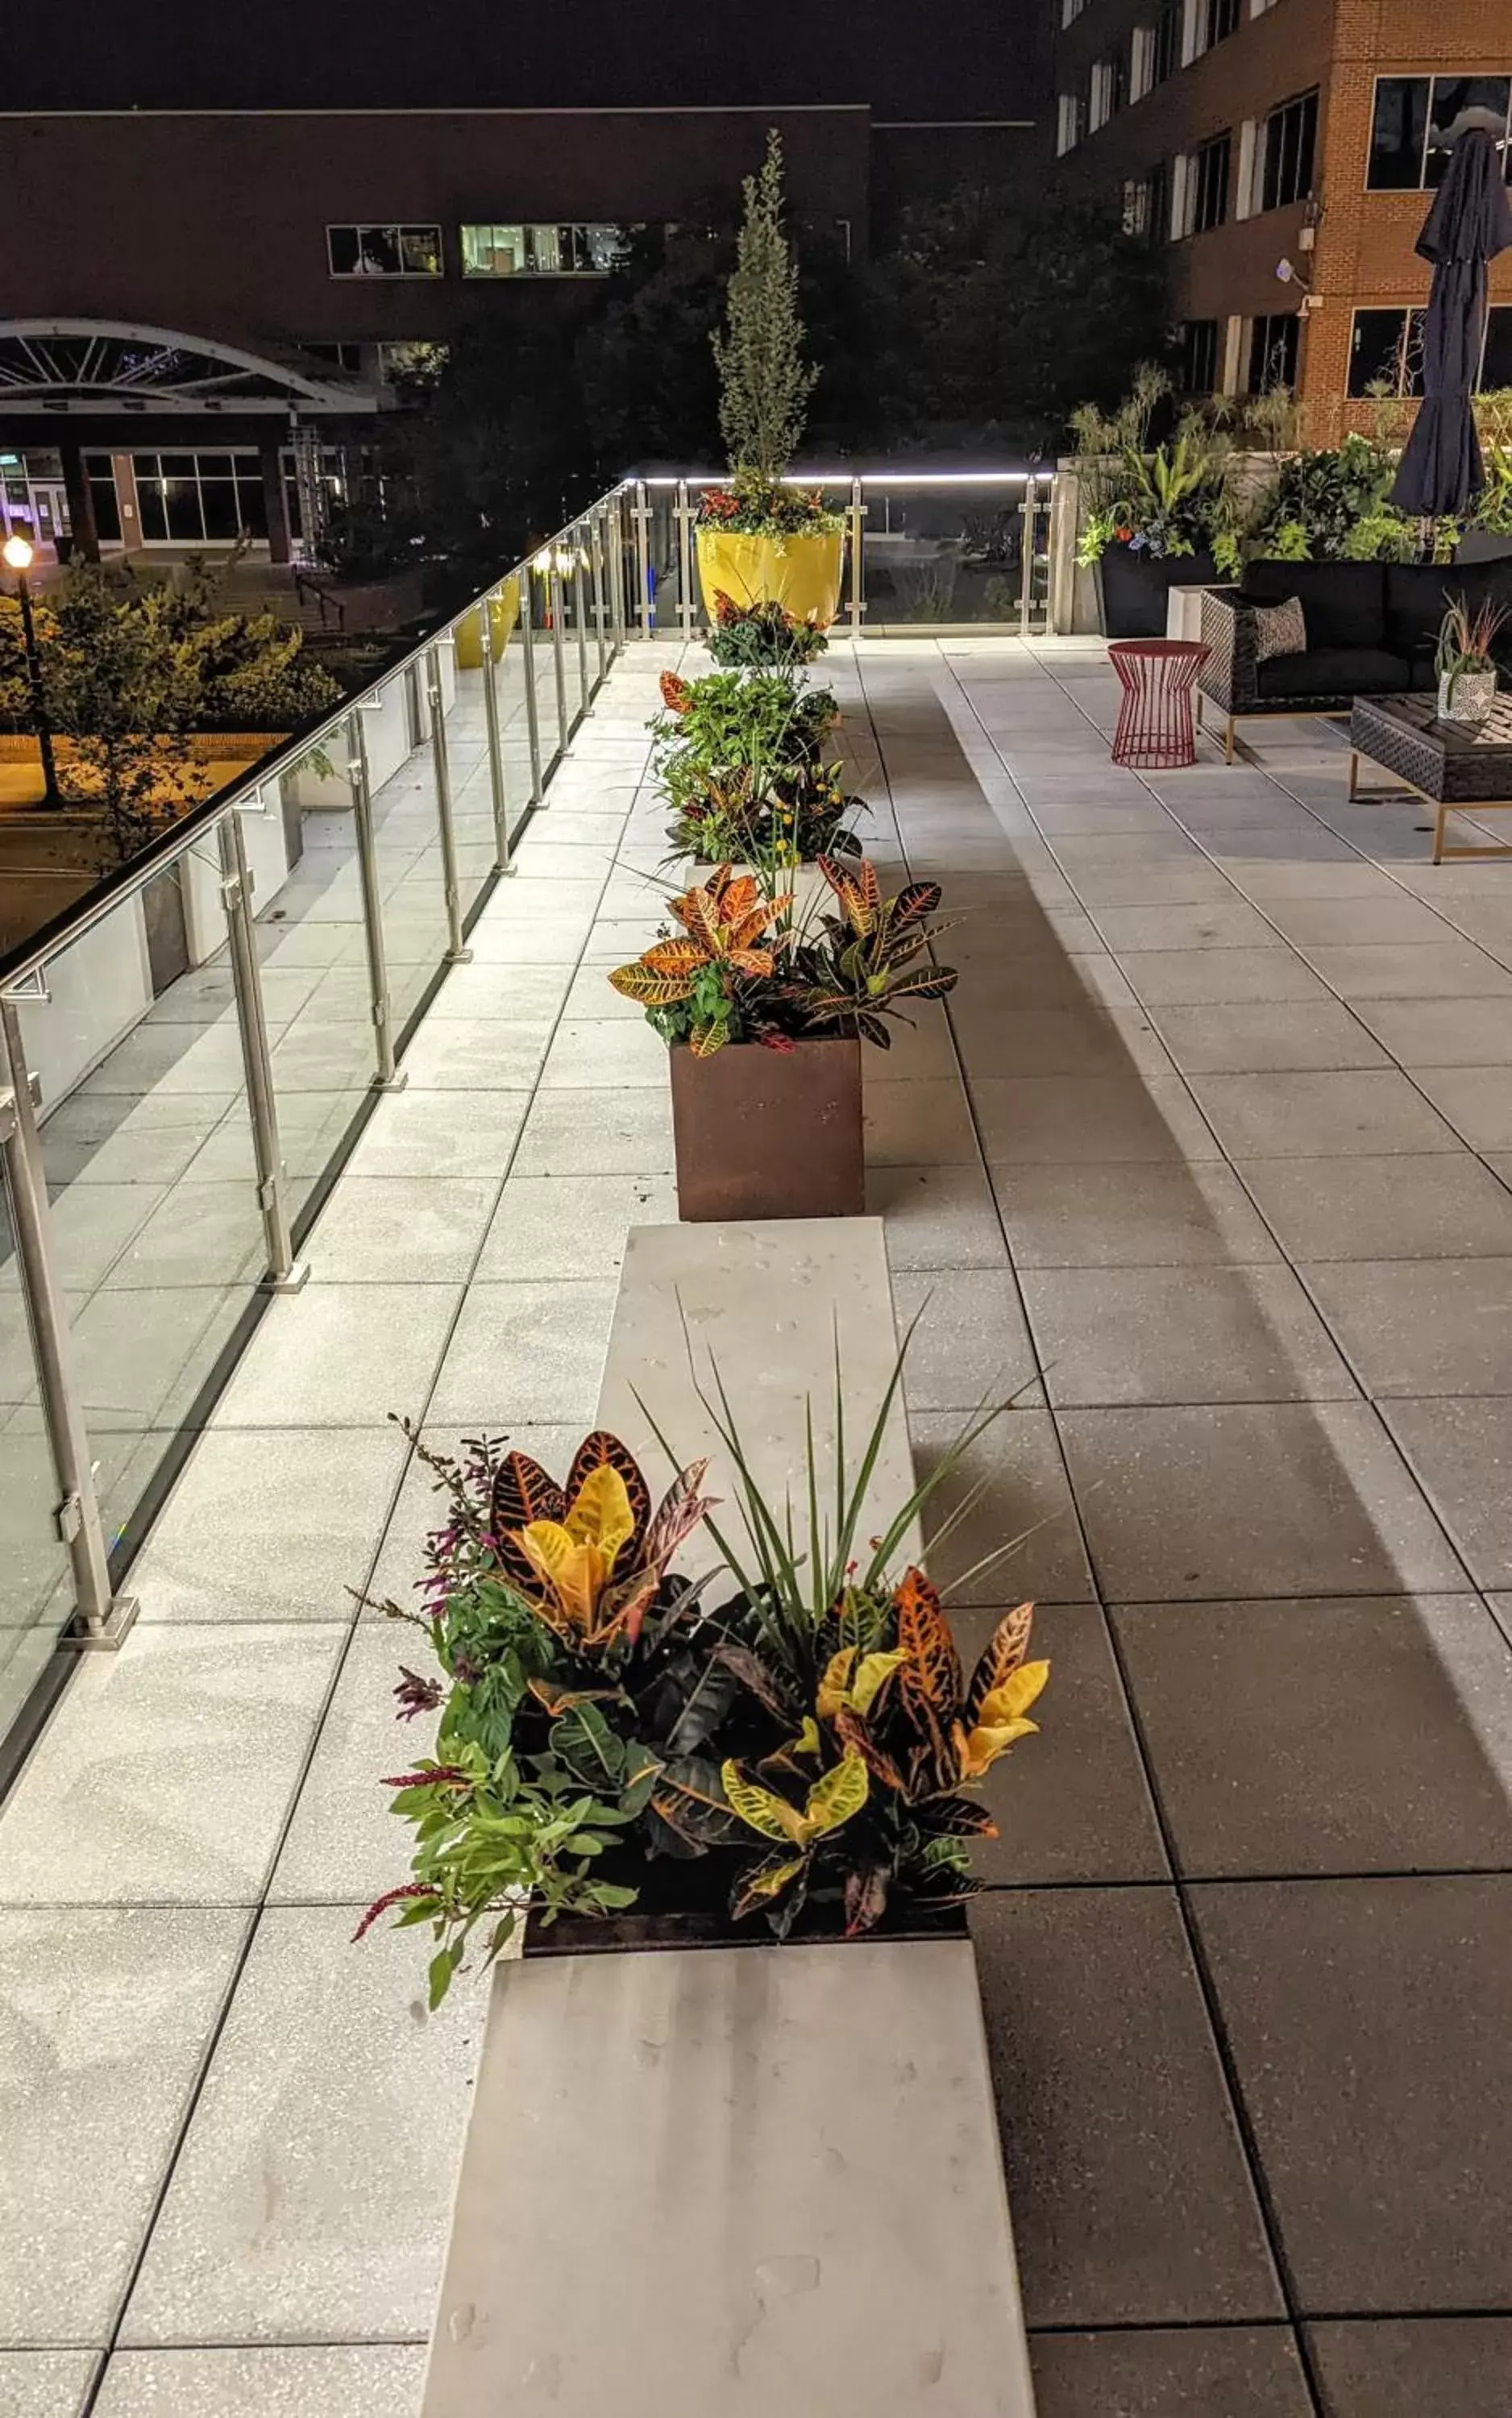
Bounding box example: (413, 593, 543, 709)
(2, 531, 61, 805)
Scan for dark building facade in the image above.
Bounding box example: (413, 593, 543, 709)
(0, 7, 1046, 559)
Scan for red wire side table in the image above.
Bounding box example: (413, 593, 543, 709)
(1107, 638, 1210, 771)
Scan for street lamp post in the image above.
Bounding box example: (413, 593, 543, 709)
(2, 534, 61, 806)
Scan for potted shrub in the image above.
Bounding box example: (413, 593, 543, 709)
(1071, 369, 1226, 636)
(654, 666, 862, 864)
(359, 1374, 1049, 1997)
(697, 131, 846, 626)
(1436, 593, 1507, 722)
(609, 858, 958, 1219)
(705, 589, 829, 671)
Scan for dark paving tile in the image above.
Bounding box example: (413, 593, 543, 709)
(910, 1406, 1094, 1602)
(1235, 1153, 1512, 1261)
(1302, 1259, 1512, 1398)
(1193, 1876, 1512, 2312)
(970, 1886, 1281, 2325)
(1351, 995, 1512, 1066)
(893, 1269, 1039, 1410)
(950, 1605, 1165, 1884)
(1022, 1265, 1356, 1406)
(1057, 1403, 1464, 1602)
(1115, 1596, 1512, 1876)
(1030, 2326, 1311, 2418)
(1380, 1398, 1512, 1589)
(993, 1161, 1280, 1268)
(1307, 2317, 1512, 2418)
(1186, 1070, 1461, 1159)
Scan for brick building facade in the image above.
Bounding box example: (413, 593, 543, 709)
(1052, 0, 1512, 438)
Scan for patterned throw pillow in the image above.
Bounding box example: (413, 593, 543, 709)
(1252, 596, 1307, 663)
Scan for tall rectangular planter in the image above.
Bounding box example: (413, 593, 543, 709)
(670, 1035, 864, 1222)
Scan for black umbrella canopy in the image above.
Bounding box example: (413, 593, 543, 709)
(1390, 119, 1512, 518)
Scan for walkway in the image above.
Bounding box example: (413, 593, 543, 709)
(2, 638, 1512, 2416)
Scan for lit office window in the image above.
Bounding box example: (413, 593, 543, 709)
(459, 223, 633, 276)
(326, 225, 444, 278)
(1259, 89, 1319, 210)
(81, 452, 124, 543)
(1090, 53, 1129, 131)
(1246, 312, 1301, 392)
(1057, 93, 1087, 155)
(1367, 76, 1511, 190)
(131, 451, 268, 543)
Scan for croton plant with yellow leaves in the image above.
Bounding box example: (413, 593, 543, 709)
(361, 1355, 1047, 2001)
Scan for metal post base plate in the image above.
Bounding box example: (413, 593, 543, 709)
(371, 1070, 410, 1094)
(61, 1593, 142, 1651)
(445, 947, 475, 967)
(260, 1260, 311, 1295)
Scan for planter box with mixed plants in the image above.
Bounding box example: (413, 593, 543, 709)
(1071, 367, 1228, 636)
(705, 589, 830, 671)
(359, 1359, 1049, 2005)
(608, 856, 958, 1219)
(654, 665, 862, 865)
(695, 131, 846, 627)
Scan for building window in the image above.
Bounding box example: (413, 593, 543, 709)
(1259, 89, 1319, 210)
(1186, 132, 1232, 231)
(326, 224, 443, 278)
(1203, 0, 1241, 47)
(1090, 55, 1128, 131)
(1367, 76, 1512, 191)
(1152, 0, 1181, 85)
(1348, 308, 1426, 397)
(1483, 305, 1512, 388)
(305, 342, 364, 373)
(81, 452, 124, 544)
(1061, 0, 1090, 23)
(1247, 312, 1301, 391)
(129, 451, 268, 544)
(1180, 319, 1220, 393)
(1057, 93, 1086, 156)
(459, 222, 632, 276)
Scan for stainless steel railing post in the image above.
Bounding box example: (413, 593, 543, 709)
(0, 1001, 137, 1647)
(607, 493, 627, 650)
(1020, 481, 1036, 638)
(520, 575, 546, 804)
(550, 561, 571, 750)
(427, 642, 471, 964)
(675, 478, 696, 640)
(348, 708, 406, 1089)
(634, 480, 653, 638)
(480, 592, 515, 876)
(218, 810, 308, 1291)
(848, 477, 866, 642)
(572, 535, 592, 710)
(589, 507, 609, 685)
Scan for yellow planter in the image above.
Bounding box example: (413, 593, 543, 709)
(696, 528, 845, 629)
(454, 575, 522, 669)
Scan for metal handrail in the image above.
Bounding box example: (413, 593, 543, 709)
(0, 479, 636, 998)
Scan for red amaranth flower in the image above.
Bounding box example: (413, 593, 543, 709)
(352, 1882, 439, 1942)
(712, 589, 741, 625)
(381, 1764, 469, 1790)
(394, 1665, 443, 1722)
(659, 671, 692, 714)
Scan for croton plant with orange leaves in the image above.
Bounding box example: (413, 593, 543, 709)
(363, 1352, 1048, 1997)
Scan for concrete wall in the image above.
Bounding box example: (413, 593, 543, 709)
(19, 895, 153, 1115)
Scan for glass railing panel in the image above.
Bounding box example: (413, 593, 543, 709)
(0, 1024, 76, 1733)
(16, 853, 271, 1560)
(361, 667, 451, 1048)
(859, 479, 1034, 629)
(492, 573, 538, 843)
(434, 625, 495, 927)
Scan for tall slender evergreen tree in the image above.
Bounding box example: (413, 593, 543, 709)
(712, 131, 817, 483)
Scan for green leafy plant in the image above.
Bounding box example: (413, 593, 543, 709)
(654, 665, 858, 863)
(707, 591, 829, 668)
(608, 856, 958, 1056)
(1246, 433, 1398, 561)
(1072, 374, 1232, 567)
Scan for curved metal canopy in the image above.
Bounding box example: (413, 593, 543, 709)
(0, 321, 379, 414)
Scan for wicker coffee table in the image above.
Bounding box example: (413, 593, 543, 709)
(1349, 692, 1512, 864)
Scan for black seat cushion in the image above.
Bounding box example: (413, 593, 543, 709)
(1255, 646, 1411, 700)
(1243, 559, 1387, 650)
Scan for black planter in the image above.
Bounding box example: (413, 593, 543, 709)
(1095, 546, 1219, 639)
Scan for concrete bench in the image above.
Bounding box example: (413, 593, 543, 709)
(421, 1218, 1037, 2418)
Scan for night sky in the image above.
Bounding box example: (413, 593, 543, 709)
(10, 1, 1047, 120)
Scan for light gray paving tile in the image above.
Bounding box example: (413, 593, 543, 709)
(131, 1424, 407, 1625)
(1065, 863, 1241, 909)
(390, 1016, 555, 1090)
(272, 1626, 427, 1904)
(210, 1285, 459, 1428)
(268, 1023, 385, 1095)
(1261, 895, 1454, 947)
(121, 1906, 484, 2345)
(1059, 1402, 1465, 1600)
(91, 2346, 426, 2418)
(910, 1406, 1093, 1602)
(102, 1184, 266, 1289)
(0, 1625, 345, 1905)
(1090, 902, 1284, 953)
(0, 2353, 97, 2416)
(1023, 1265, 1357, 1406)
(1186, 1070, 1460, 1157)
(6, 1286, 243, 1436)
(421, 959, 575, 1021)
(476, 1171, 675, 1281)
(992, 1159, 1280, 1267)
(307, 1177, 498, 1285)
(1302, 942, 1512, 999)
(0, 1908, 247, 2345)
(892, 1269, 1039, 1410)
(1302, 1259, 1512, 1398)
(1236, 1153, 1512, 1261)
(1381, 1398, 1512, 1589)
(540, 1017, 671, 1088)
(1118, 949, 1331, 1006)
(974, 1074, 1217, 1165)
(1409, 1066, 1512, 1152)
(1149, 1001, 1387, 1074)
(511, 1086, 674, 1175)
(1351, 996, 1512, 1066)
(866, 1161, 1007, 1269)
(862, 1078, 982, 1166)
(17, 1182, 167, 1293)
(428, 1278, 617, 1423)
(344, 1086, 530, 1180)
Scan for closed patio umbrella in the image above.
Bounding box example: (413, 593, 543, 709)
(1390, 115, 1512, 519)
